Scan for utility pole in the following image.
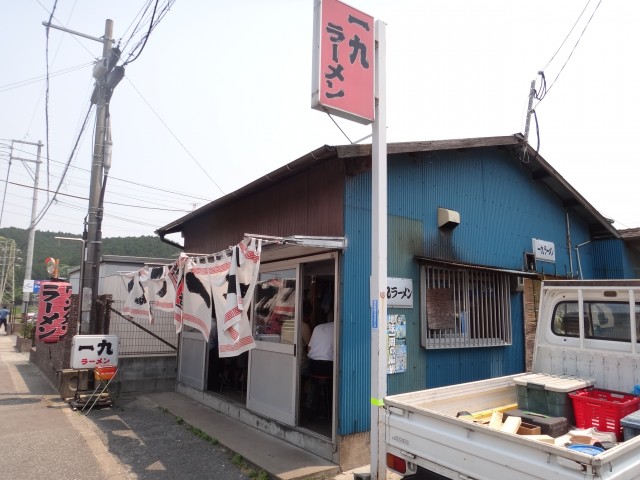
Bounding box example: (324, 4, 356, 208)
(523, 78, 536, 144)
(0, 237, 16, 308)
(43, 19, 120, 334)
(84, 19, 113, 334)
(7, 139, 42, 320)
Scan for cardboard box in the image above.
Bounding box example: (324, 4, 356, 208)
(517, 422, 542, 436)
(504, 409, 569, 437)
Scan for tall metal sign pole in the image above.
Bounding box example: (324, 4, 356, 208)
(311, 0, 387, 480)
(370, 19, 387, 480)
(43, 19, 115, 334)
(312, 1, 385, 477)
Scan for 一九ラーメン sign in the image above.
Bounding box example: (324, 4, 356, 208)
(312, 0, 374, 124)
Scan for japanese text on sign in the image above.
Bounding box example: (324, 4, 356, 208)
(36, 282, 71, 343)
(70, 335, 119, 369)
(532, 238, 555, 263)
(312, 0, 374, 124)
(387, 277, 413, 308)
(387, 314, 407, 374)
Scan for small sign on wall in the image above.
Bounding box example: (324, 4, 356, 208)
(387, 277, 413, 308)
(532, 238, 555, 263)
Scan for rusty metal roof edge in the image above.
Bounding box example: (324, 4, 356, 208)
(619, 228, 640, 240)
(157, 136, 524, 236)
(156, 134, 621, 241)
(335, 134, 522, 158)
(415, 255, 540, 278)
(156, 144, 338, 235)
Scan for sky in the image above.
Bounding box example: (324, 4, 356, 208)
(1, 0, 638, 245)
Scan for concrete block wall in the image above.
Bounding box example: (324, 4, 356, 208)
(111, 355, 177, 394)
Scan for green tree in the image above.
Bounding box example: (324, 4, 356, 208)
(0, 227, 181, 303)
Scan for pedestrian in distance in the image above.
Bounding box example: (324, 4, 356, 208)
(0, 305, 9, 335)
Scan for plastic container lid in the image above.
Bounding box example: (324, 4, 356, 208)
(545, 377, 594, 393)
(513, 373, 594, 392)
(513, 373, 552, 386)
(568, 444, 605, 455)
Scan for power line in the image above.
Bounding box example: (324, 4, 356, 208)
(121, 0, 175, 66)
(32, 104, 93, 227)
(119, 0, 157, 49)
(122, 0, 160, 66)
(4, 176, 194, 213)
(545, 0, 602, 96)
(541, 1, 593, 72)
(125, 77, 225, 195)
(0, 142, 213, 203)
(0, 63, 93, 94)
(7, 3, 208, 237)
(1, 158, 207, 215)
(523, 0, 604, 164)
(536, 0, 603, 104)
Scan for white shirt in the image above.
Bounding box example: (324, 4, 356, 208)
(308, 322, 334, 361)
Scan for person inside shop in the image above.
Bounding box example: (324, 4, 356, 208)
(305, 314, 334, 412)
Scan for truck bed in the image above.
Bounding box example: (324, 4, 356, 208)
(385, 374, 640, 480)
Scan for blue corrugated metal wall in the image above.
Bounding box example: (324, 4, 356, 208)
(590, 238, 636, 279)
(339, 146, 603, 436)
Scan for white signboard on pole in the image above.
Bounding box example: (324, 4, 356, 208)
(70, 335, 118, 369)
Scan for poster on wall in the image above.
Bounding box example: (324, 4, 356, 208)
(36, 282, 71, 343)
(387, 314, 407, 374)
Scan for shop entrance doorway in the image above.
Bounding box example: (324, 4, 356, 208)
(204, 252, 337, 437)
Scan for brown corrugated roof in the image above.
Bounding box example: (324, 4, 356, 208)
(619, 228, 640, 240)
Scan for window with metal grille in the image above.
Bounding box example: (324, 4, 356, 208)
(420, 264, 512, 348)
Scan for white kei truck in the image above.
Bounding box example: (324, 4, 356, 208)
(385, 280, 640, 480)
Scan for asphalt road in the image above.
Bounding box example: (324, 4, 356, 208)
(0, 334, 253, 480)
(87, 394, 254, 480)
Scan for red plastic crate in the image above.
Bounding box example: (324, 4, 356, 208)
(569, 388, 640, 440)
(94, 365, 117, 381)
